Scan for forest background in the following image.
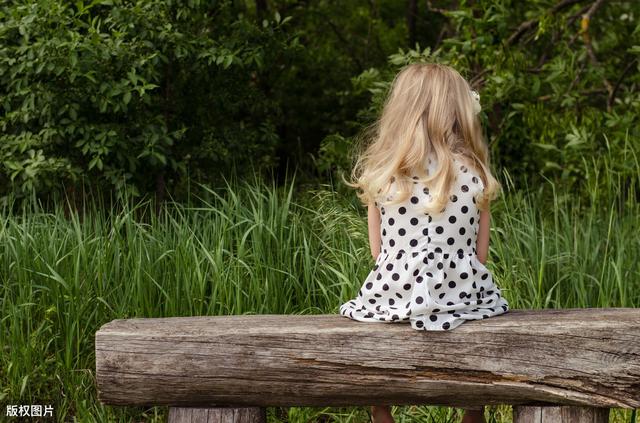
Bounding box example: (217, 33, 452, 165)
(1, 1, 639, 422)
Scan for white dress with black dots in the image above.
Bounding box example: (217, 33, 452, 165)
(339, 155, 510, 331)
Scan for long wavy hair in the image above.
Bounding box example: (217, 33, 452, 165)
(343, 62, 501, 215)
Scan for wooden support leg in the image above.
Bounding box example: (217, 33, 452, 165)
(168, 407, 266, 423)
(513, 405, 610, 423)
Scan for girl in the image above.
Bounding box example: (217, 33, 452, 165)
(339, 63, 510, 423)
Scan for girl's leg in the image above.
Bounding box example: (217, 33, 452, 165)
(461, 406, 485, 423)
(370, 405, 394, 423)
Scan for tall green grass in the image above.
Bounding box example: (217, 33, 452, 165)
(0, 163, 638, 422)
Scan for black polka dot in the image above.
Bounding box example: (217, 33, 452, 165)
(399, 228, 406, 236)
(392, 273, 400, 281)
(442, 322, 450, 329)
(415, 320, 424, 328)
(461, 272, 468, 279)
(430, 315, 437, 322)
(389, 218, 395, 225)
(389, 239, 395, 246)
(413, 269, 420, 276)
(472, 176, 478, 183)
(459, 291, 467, 299)
(461, 185, 469, 192)
(434, 283, 442, 289)
(383, 284, 389, 290)
(386, 263, 393, 271)
(415, 296, 424, 304)
(449, 216, 457, 224)
(411, 196, 419, 204)
(366, 282, 373, 289)
(447, 238, 454, 245)
(399, 206, 406, 214)
(416, 276, 423, 283)
(450, 195, 458, 202)
(410, 217, 419, 225)
(437, 262, 444, 270)
(422, 228, 428, 236)
(436, 226, 444, 234)
(459, 227, 466, 235)
(410, 239, 418, 247)
(461, 206, 468, 213)
(389, 298, 395, 305)
(448, 281, 456, 288)
(404, 283, 411, 290)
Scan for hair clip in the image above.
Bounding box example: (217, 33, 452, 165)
(470, 90, 481, 115)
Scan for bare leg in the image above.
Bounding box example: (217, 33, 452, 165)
(370, 405, 395, 423)
(461, 406, 485, 423)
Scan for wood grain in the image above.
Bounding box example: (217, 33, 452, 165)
(95, 308, 640, 408)
(167, 407, 266, 423)
(512, 405, 610, 422)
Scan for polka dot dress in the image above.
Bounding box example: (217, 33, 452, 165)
(339, 155, 510, 331)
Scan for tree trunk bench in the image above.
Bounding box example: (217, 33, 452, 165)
(95, 308, 640, 422)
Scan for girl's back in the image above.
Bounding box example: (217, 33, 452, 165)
(340, 153, 509, 331)
(339, 62, 509, 331)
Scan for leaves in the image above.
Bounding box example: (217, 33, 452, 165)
(0, 0, 294, 201)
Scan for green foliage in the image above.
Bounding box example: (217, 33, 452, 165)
(320, 0, 640, 202)
(0, 0, 296, 201)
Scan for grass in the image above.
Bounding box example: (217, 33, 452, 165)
(0, 163, 638, 422)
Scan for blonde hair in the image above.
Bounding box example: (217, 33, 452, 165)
(343, 62, 501, 215)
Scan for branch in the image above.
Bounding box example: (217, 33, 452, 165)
(607, 58, 638, 111)
(507, 0, 584, 45)
(578, 0, 614, 108)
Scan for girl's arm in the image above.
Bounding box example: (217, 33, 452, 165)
(367, 200, 382, 260)
(476, 209, 491, 265)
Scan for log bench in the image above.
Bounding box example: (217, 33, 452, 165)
(94, 308, 640, 422)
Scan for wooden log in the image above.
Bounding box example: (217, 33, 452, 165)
(167, 407, 266, 423)
(513, 405, 610, 422)
(94, 308, 640, 409)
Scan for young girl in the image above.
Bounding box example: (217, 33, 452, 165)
(339, 63, 510, 423)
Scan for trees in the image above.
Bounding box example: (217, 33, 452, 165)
(320, 0, 640, 201)
(0, 1, 296, 204)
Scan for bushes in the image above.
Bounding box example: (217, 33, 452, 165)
(0, 0, 295, 202)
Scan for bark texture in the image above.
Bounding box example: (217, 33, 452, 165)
(95, 308, 640, 408)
